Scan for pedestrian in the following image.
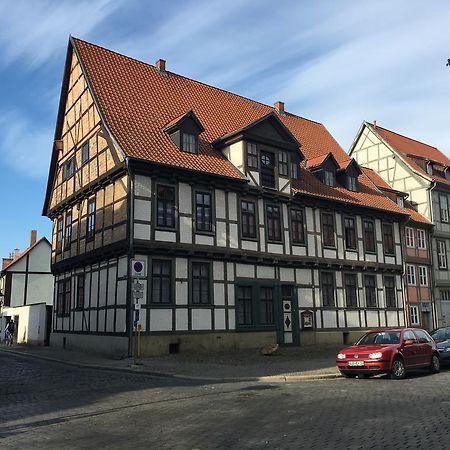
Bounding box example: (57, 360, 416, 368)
(5, 320, 14, 346)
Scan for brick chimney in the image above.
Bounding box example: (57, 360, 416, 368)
(2, 258, 12, 270)
(156, 59, 166, 72)
(274, 101, 285, 115)
(30, 229, 37, 246)
(13, 248, 20, 259)
(373, 120, 377, 128)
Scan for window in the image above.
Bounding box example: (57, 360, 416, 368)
(347, 176, 357, 192)
(56, 217, 63, 251)
(438, 240, 448, 269)
(237, 286, 253, 326)
(81, 142, 89, 165)
(441, 289, 450, 301)
(382, 223, 394, 255)
(195, 192, 213, 232)
(64, 211, 72, 250)
(405, 227, 415, 248)
(440, 195, 449, 223)
(260, 287, 274, 324)
(260, 151, 275, 188)
(156, 185, 175, 228)
(291, 209, 305, 244)
(291, 162, 299, 179)
(192, 262, 211, 304)
(419, 266, 428, 286)
(403, 329, 417, 342)
(76, 274, 84, 309)
(86, 198, 96, 240)
(241, 201, 257, 239)
(410, 306, 420, 326)
(385, 277, 396, 308)
(344, 274, 358, 307)
(322, 213, 335, 247)
(344, 217, 356, 250)
(278, 151, 289, 176)
(63, 158, 74, 180)
(182, 133, 197, 153)
(364, 275, 377, 307)
(324, 170, 335, 187)
(363, 220, 376, 252)
(414, 328, 432, 343)
(56, 280, 64, 316)
(57, 278, 71, 316)
(321, 272, 335, 307)
(407, 265, 416, 285)
(266, 205, 282, 241)
(417, 229, 427, 249)
(246, 142, 258, 169)
(397, 196, 404, 208)
(151, 260, 172, 304)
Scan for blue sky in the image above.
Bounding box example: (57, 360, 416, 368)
(1, 0, 450, 257)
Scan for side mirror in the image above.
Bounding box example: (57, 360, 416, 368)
(404, 339, 414, 346)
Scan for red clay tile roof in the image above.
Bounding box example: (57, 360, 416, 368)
(368, 123, 450, 187)
(1, 238, 50, 273)
(404, 202, 432, 226)
(70, 38, 407, 216)
(304, 153, 333, 170)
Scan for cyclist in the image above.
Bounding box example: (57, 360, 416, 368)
(4, 320, 14, 346)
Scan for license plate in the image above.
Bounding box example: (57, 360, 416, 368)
(348, 361, 365, 367)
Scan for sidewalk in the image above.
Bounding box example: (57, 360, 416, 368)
(0, 344, 342, 382)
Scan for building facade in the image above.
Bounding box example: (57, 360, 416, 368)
(350, 122, 450, 326)
(43, 38, 411, 357)
(0, 232, 53, 345)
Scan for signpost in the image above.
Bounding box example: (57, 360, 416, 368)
(130, 259, 146, 364)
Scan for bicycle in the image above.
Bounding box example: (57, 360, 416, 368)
(5, 331, 13, 346)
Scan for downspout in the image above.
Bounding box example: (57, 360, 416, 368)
(427, 181, 438, 328)
(126, 157, 135, 356)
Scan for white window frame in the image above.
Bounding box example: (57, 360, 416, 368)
(397, 196, 404, 208)
(418, 266, 428, 286)
(409, 305, 420, 326)
(441, 289, 450, 301)
(417, 229, 426, 249)
(405, 227, 415, 248)
(347, 176, 357, 192)
(440, 194, 449, 223)
(438, 240, 448, 269)
(407, 265, 416, 285)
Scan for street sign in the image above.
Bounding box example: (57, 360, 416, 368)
(133, 291, 144, 300)
(132, 281, 144, 292)
(131, 259, 146, 278)
(134, 303, 141, 310)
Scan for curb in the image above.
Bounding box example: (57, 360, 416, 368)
(0, 347, 341, 383)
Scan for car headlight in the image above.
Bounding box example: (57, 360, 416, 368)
(369, 352, 382, 359)
(445, 347, 450, 353)
(337, 353, 346, 359)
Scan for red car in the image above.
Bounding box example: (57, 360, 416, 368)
(336, 328, 440, 379)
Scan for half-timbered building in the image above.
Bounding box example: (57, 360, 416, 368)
(43, 38, 410, 357)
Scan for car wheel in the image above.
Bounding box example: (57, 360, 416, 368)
(340, 372, 357, 378)
(390, 357, 406, 380)
(430, 354, 440, 374)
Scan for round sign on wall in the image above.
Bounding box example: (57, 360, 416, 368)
(131, 259, 146, 277)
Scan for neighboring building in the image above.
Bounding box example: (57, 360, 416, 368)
(0, 231, 53, 345)
(362, 167, 435, 330)
(350, 121, 450, 326)
(43, 38, 410, 357)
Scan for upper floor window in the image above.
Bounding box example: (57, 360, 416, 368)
(417, 229, 427, 249)
(291, 162, 299, 180)
(321, 272, 335, 307)
(56, 217, 63, 251)
(246, 143, 258, 169)
(344, 217, 356, 250)
(81, 142, 89, 165)
(76, 274, 85, 309)
(278, 151, 289, 176)
(385, 276, 396, 308)
(64, 211, 72, 250)
(324, 170, 335, 187)
(364, 275, 377, 308)
(407, 264, 416, 285)
(151, 260, 172, 304)
(344, 273, 358, 307)
(363, 220, 376, 253)
(195, 192, 213, 232)
(260, 151, 275, 188)
(418, 266, 428, 286)
(182, 133, 197, 154)
(347, 176, 357, 192)
(290, 209, 305, 244)
(382, 223, 395, 255)
(441, 289, 450, 301)
(241, 200, 257, 239)
(397, 196, 404, 208)
(322, 212, 335, 247)
(440, 194, 449, 223)
(63, 158, 74, 180)
(266, 205, 282, 241)
(156, 185, 175, 229)
(405, 227, 415, 248)
(86, 198, 96, 240)
(438, 240, 448, 269)
(191, 262, 211, 304)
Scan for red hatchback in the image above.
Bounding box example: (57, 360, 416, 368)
(336, 328, 440, 379)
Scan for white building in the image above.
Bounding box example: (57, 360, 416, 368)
(0, 231, 54, 345)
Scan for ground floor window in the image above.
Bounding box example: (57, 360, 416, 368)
(409, 305, 420, 326)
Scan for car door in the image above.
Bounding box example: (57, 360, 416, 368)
(401, 330, 420, 367)
(413, 329, 434, 366)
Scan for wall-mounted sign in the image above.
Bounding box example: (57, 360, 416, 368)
(421, 302, 431, 312)
(301, 310, 314, 329)
(131, 259, 146, 278)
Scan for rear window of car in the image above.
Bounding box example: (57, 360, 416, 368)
(356, 331, 401, 345)
(431, 328, 450, 341)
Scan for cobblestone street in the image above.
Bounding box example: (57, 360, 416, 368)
(2, 352, 450, 449)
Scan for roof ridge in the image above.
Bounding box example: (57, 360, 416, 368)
(71, 37, 325, 127)
(1, 237, 49, 272)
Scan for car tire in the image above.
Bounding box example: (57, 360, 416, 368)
(390, 357, 406, 380)
(340, 372, 357, 378)
(430, 354, 440, 374)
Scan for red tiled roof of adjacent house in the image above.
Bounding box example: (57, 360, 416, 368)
(367, 123, 450, 187)
(304, 153, 333, 170)
(70, 38, 406, 216)
(404, 202, 432, 226)
(1, 238, 50, 272)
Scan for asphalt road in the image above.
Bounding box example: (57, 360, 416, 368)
(1, 352, 450, 450)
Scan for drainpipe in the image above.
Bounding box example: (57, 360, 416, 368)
(126, 157, 135, 356)
(427, 181, 438, 328)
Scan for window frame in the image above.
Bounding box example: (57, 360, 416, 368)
(323, 170, 335, 187)
(407, 264, 416, 285)
(343, 216, 357, 250)
(56, 217, 63, 252)
(278, 151, 289, 177)
(64, 211, 72, 250)
(344, 273, 358, 308)
(266, 204, 282, 242)
(150, 259, 173, 305)
(440, 194, 449, 223)
(290, 208, 306, 245)
(418, 265, 428, 287)
(236, 285, 253, 326)
(260, 150, 276, 189)
(437, 240, 448, 269)
(347, 175, 357, 192)
(156, 184, 176, 230)
(409, 305, 420, 326)
(76, 274, 85, 309)
(195, 191, 214, 233)
(405, 227, 415, 248)
(364, 274, 377, 308)
(417, 229, 427, 249)
(182, 132, 198, 154)
(63, 157, 75, 181)
(321, 212, 335, 248)
(363, 219, 376, 253)
(57, 278, 71, 317)
(240, 200, 257, 240)
(81, 141, 90, 165)
(86, 198, 96, 241)
(246, 142, 258, 170)
(382, 222, 395, 255)
(321, 271, 335, 307)
(384, 276, 396, 308)
(190, 261, 212, 305)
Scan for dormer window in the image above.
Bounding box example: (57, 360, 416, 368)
(246, 142, 258, 169)
(182, 133, 197, 154)
(291, 162, 299, 180)
(324, 170, 335, 187)
(278, 151, 289, 176)
(347, 175, 357, 192)
(426, 163, 433, 175)
(396, 196, 404, 208)
(164, 110, 204, 155)
(261, 151, 275, 188)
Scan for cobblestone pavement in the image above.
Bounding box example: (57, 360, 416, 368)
(2, 352, 450, 449)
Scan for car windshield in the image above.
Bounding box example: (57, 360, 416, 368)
(430, 328, 450, 342)
(356, 331, 401, 345)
